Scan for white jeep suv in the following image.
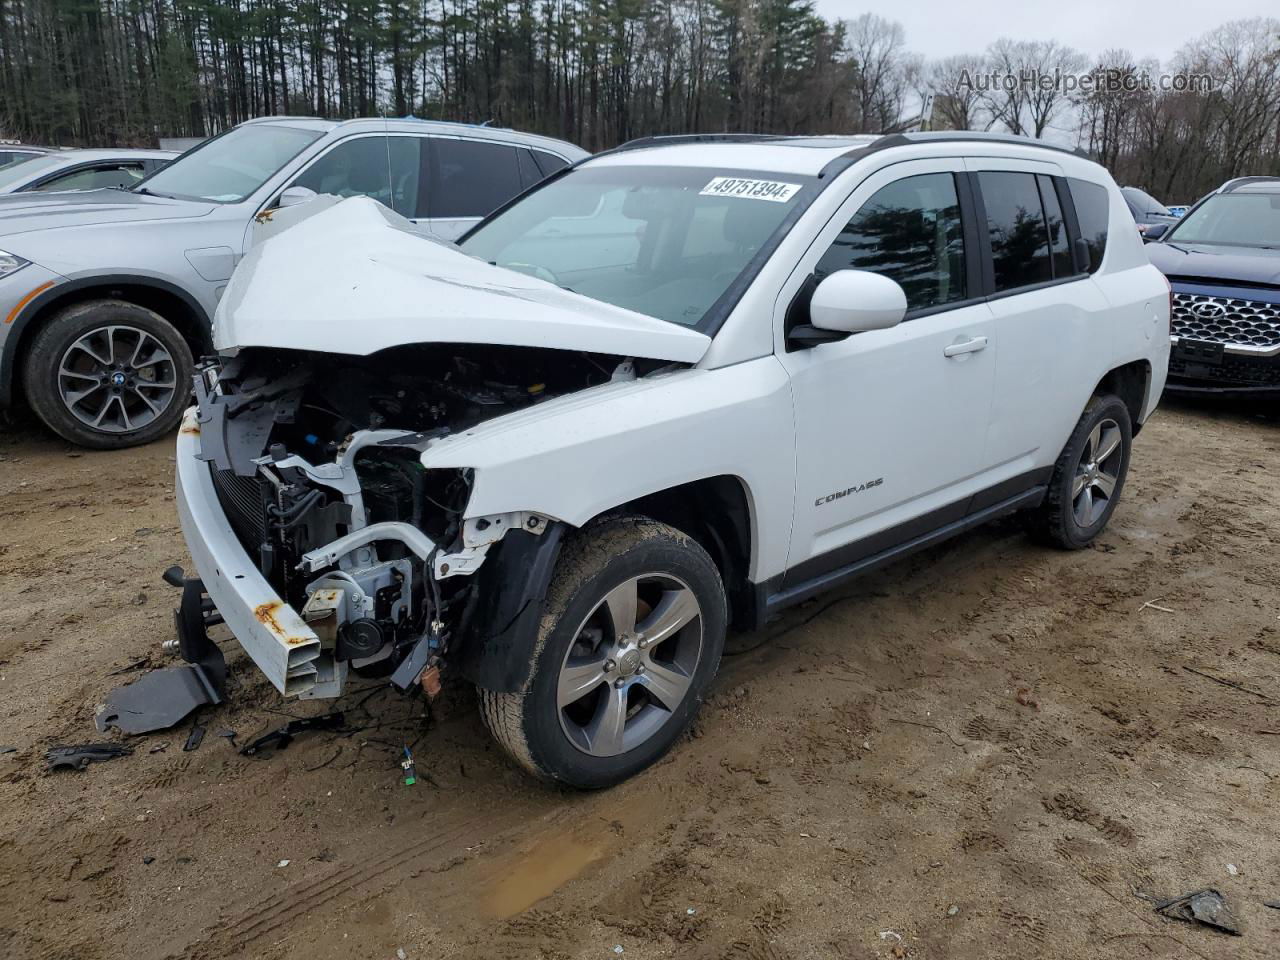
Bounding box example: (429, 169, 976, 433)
(174, 132, 1170, 788)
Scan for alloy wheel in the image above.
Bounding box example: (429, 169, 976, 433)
(1071, 417, 1123, 527)
(57, 325, 178, 434)
(556, 573, 704, 757)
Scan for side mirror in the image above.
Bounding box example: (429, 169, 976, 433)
(1141, 222, 1169, 242)
(810, 269, 907, 333)
(277, 185, 318, 209)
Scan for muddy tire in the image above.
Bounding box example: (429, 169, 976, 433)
(479, 517, 726, 789)
(22, 299, 192, 449)
(1026, 394, 1132, 549)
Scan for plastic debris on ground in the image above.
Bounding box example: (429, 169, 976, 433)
(1154, 888, 1242, 936)
(46, 743, 133, 771)
(95, 665, 221, 735)
(240, 711, 347, 757)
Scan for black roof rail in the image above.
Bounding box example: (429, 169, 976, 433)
(608, 133, 787, 154)
(814, 130, 1092, 180)
(864, 131, 1091, 159)
(1220, 175, 1280, 193)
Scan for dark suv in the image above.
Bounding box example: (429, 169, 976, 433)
(1144, 177, 1280, 396)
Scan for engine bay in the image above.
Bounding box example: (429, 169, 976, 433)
(188, 342, 640, 696)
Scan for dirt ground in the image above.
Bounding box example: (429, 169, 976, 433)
(2, 396, 1279, 960)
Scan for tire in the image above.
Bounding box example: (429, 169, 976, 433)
(22, 299, 193, 449)
(480, 517, 727, 789)
(1026, 393, 1132, 549)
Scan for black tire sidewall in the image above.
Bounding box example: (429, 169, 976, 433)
(1052, 395, 1133, 548)
(23, 300, 193, 449)
(522, 527, 726, 789)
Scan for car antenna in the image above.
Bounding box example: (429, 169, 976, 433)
(383, 108, 394, 214)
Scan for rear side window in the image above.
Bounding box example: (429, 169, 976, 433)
(516, 149, 543, 189)
(532, 150, 570, 177)
(430, 139, 523, 219)
(814, 172, 967, 312)
(978, 171, 1051, 292)
(1068, 178, 1109, 273)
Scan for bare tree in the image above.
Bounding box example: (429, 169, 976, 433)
(926, 54, 988, 130)
(843, 12, 908, 133)
(1185, 18, 1280, 177)
(981, 38, 1033, 135)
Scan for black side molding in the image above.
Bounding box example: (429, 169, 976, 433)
(760, 483, 1048, 617)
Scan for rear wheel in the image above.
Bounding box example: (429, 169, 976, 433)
(1027, 394, 1132, 549)
(22, 299, 192, 449)
(480, 518, 726, 789)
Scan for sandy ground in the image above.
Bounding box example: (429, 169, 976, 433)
(1, 396, 1279, 960)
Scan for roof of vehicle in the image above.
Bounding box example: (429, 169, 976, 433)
(587, 130, 1095, 178)
(0, 145, 55, 156)
(38, 148, 179, 164)
(237, 115, 589, 157)
(1218, 176, 1280, 194)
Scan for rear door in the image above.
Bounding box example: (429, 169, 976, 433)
(965, 160, 1108, 481)
(424, 137, 535, 240)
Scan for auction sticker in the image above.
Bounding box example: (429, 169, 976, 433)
(700, 176, 801, 203)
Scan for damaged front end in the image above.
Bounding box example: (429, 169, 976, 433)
(174, 343, 625, 699)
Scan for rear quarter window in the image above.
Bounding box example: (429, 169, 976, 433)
(1068, 178, 1110, 274)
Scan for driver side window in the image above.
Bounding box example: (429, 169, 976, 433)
(815, 173, 967, 313)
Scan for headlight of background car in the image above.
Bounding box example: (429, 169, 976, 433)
(0, 249, 30, 278)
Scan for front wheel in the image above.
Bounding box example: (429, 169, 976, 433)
(480, 518, 726, 789)
(22, 299, 193, 449)
(1026, 393, 1132, 549)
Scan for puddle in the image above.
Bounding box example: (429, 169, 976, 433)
(483, 831, 604, 917)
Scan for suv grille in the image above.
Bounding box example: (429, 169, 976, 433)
(1171, 292, 1280, 349)
(210, 466, 270, 553)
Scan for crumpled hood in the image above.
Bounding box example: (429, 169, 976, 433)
(0, 188, 215, 238)
(214, 197, 711, 364)
(1147, 241, 1280, 288)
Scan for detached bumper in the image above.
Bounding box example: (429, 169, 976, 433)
(175, 408, 327, 696)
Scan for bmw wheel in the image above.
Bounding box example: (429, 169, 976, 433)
(22, 299, 193, 449)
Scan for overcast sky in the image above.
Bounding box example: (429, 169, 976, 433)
(813, 0, 1271, 64)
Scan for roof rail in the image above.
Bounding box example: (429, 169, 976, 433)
(611, 133, 787, 153)
(239, 114, 326, 123)
(1220, 175, 1280, 193)
(865, 131, 1091, 159)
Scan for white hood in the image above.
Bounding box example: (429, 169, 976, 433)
(214, 197, 711, 364)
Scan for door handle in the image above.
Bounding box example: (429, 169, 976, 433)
(944, 336, 988, 358)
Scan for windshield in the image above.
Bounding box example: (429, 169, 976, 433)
(460, 165, 813, 329)
(1122, 187, 1172, 217)
(1167, 193, 1280, 249)
(137, 124, 322, 203)
(0, 155, 63, 189)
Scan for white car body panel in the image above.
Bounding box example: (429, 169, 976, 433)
(420, 358, 796, 582)
(215, 197, 711, 364)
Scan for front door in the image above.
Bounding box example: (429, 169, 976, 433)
(777, 158, 998, 585)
